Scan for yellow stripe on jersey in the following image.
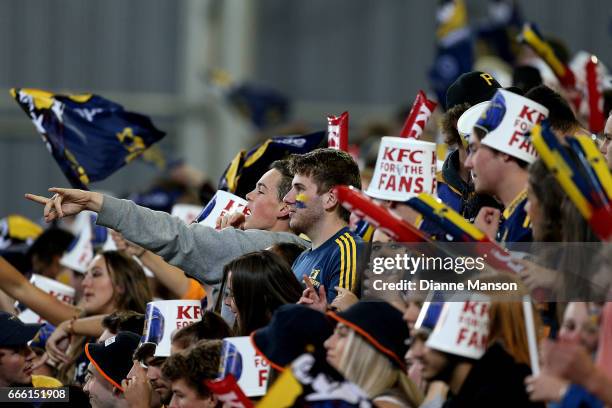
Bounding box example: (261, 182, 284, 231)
(338, 233, 357, 290)
(348, 234, 357, 289)
(335, 236, 347, 288)
(522, 215, 531, 228)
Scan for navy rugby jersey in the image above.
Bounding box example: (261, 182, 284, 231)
(497, 190, 532, 243)
(292, 227, 363, 303)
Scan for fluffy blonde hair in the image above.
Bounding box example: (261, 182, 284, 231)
(338, 330, 422, 407)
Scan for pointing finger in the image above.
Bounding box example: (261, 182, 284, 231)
(24, 193, 49, 205)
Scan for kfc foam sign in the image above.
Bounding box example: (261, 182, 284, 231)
(17, 274, 75, 324)
(426, 296, 490, 360)
(195, 191, 250, 228)
(219, 336, 269, 397)
(140, 300, 203, 357)
(366, 137, 437, 201)
(476, 89, 549, 164)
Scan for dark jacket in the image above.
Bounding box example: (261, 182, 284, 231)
(438, 149, 502, 222)
(443, 342, 545, 408)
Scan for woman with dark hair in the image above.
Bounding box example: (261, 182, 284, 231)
(215, 250, 303, 336)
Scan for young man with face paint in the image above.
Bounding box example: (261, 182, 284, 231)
(283, 148, 363, 302)
(26, 160, 309, 288)
(463, 90, 548, 243)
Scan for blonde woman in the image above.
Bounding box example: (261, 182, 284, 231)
(325, 301, 423, 408)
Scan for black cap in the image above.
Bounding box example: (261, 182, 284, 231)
(251, 304, 333, 372)
(327, 301, 409, 369)
(0, 312, 41, 347)
(445, 71, 502, 110)
(85, 331, 141, 392)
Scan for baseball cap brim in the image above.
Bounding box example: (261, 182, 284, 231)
(457, 101, 490, 139)
(1, 323, 42, 348)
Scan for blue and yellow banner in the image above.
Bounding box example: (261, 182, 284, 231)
(218, 131, 327, 198)
(11, 88, 166, 189)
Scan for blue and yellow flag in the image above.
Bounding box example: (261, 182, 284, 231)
(218, 131, 327, 198)
(11, 88, 166, 189)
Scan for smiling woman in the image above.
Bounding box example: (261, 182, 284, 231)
(58, 251, 152, 385)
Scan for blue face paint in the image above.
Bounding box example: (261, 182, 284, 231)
(296, 193, 309, 209)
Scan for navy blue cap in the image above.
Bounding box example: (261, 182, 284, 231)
(328, 301, 409, 369)
(251, 304, 333, 371)
(0, 312, 41, 347)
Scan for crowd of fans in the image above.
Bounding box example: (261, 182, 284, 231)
(2, 5, 612, 408)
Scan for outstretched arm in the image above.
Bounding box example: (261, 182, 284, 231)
(26, 187, 307, 286)
(0, 257, 80, 325)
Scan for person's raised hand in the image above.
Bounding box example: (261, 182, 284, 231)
(474, 206, 501, 240)
(525, 372, 569, 402)
(215, 212, 246, 230)
(540, 339, 595, 386)
(44, 321, 72, 365)
(25, 188, 103, 222)
(516, 258, 560, 292)
(122, 362, 152, 408)
(297, 276, 328, 313)
(111, 230, 146, 258)
(331, 287, 358, 312)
